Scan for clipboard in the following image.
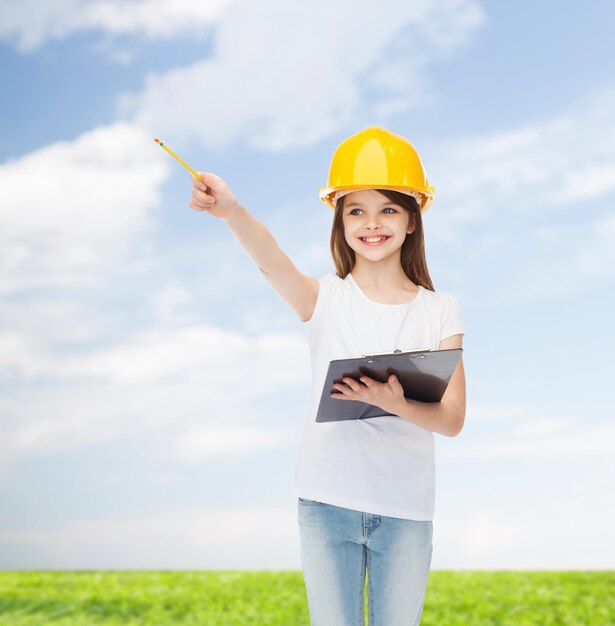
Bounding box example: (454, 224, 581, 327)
(315, 347, 462, 423)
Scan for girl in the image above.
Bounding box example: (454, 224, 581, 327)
(188, 126, 466, 626)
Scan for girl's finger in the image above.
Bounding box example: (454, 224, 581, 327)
(342, 377, 361, 391)
(332, 383, 356, 399)
(189, 199, 212, 212)
(192, 186, 209, 198)
(192, 189, 215, 204)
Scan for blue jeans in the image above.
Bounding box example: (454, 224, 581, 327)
(297, 497, 433, 626)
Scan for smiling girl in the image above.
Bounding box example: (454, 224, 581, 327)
(188, 126, 466, 626)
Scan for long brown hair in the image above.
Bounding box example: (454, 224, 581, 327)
(329, 189, 435, 291)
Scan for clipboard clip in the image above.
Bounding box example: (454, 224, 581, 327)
(361, 347, 431, 358)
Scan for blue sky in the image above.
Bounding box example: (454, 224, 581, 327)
(1, 0, 614, 570)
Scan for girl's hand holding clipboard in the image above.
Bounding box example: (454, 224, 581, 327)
(331, 373, 405, 416)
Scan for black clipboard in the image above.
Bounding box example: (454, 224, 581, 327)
(315, 347, 462, 423)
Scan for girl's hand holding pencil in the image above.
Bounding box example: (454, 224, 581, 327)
(188, 170, 240, 220)
(154, 138, 240, 220)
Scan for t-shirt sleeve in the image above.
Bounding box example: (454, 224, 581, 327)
(440, 293, 465, 340)
(301, 273, 335, 326)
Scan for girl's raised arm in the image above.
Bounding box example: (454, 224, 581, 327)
(189, 171, 319, 322)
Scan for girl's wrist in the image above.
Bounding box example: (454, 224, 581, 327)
(223, 200, 244, 223)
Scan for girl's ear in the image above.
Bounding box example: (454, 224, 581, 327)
(406, 212, 416, 234)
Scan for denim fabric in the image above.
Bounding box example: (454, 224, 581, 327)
(297, 497, 433, 626)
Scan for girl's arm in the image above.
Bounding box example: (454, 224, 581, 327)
(395, 334, 466, 437)
(395, 396, 463, 437)
(189, 172, 318, 322)
(224, 203, 319, 322)
(223, 201, 289, 272)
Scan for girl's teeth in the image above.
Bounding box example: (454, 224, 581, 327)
(362, 237, 387, 242)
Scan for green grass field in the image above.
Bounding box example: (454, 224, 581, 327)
(0, 570, 612, 625)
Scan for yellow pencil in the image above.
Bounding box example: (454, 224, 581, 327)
(154, 138, 200, 180)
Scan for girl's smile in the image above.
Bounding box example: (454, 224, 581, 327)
(358, 235, 391, 246)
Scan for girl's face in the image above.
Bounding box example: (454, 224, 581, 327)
(341, 189, 414, 261)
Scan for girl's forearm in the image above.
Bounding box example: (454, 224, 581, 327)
(223, 202, 287, 272)
(393, 398, 463, 437)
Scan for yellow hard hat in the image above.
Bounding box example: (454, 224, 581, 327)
(319, 126, 434, 212)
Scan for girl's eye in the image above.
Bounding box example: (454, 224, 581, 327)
(349, 208, 396, 215)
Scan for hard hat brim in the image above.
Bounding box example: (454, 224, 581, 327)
(319, 185, 434, 212)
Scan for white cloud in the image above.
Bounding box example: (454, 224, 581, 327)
(119, 0, 486, 151)
(0, 325, 307, 387)
(0, 121, 168, 293)
(515, 417, 572, 436)
(458, 403, 535, 422)
(0, 323, 308, 473)
(575, 212, 615, 279)
(434, 509, 615, 569)
(147, 281, 194, 322)
(432, 86, 615, 225)
(421, 85, 615, 299)
(1, 502, 612, 569)
(457, 421, 615, 459)
(438, 405, 615, 460)
(172, 425, 289, 463)
(0, 505, 300, 569)
(0, 0, 231, 52)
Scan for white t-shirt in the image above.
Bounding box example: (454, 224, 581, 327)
(292, 272, 465, 520)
